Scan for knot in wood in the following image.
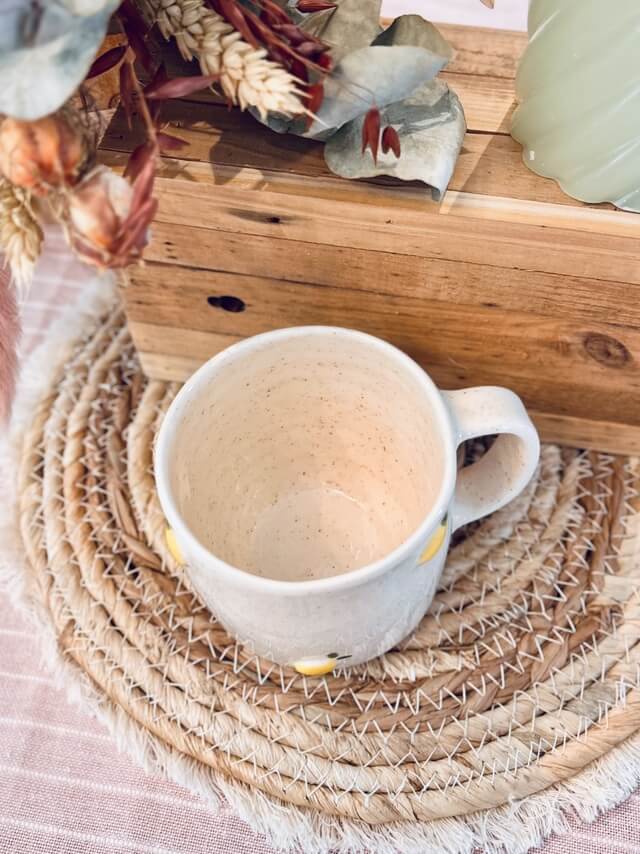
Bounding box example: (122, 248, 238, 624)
(583, 333, 631, 369)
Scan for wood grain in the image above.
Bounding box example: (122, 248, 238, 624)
(132, 340, 640, 455)
(102, 92, 536, 196)
(147, 204, 640, 290)
(101, 149, 632, 243)
(158, 21, 528, 83)
(125, 265, 640, 424)
(130, 340, 640, 454)
(138, 69, 518, 136)
(99, 23, 526, 186)
(146, 220, 640, 318)
(439, 23, 527, 79)
(109, 22, 640, 453)
(441, 72, 517, 132)
(529, 412, 640, 457)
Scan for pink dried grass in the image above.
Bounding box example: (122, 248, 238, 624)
(0, 268, 20, 423)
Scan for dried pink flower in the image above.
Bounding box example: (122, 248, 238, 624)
(65, 164, 156, 269)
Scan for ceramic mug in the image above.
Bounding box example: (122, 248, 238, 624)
(155, 327, 540, 674)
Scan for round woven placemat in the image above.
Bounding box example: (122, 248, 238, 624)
(10, 297, 640, 853)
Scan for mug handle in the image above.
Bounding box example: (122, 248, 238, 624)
(442, 387, 540, 531)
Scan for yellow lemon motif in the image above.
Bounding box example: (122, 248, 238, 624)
(419, 518, 447, 564)
(165, 528, 185, 565)
(292, 656, 338, 677)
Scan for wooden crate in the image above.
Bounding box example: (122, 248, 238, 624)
(99, 24, 640, 455)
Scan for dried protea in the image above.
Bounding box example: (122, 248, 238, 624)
(64, 162, 156, 269)
(0, 177, 44, 293)
(147, 0, 305, 118)
(0, 113, 88, 197)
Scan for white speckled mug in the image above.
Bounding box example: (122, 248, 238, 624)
(155, 327, 539, 674)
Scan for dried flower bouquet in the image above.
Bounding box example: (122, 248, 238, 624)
(0, 0, 493, 418)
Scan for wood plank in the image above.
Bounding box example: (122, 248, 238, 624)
(131, 324, 239, 373)
(139, 350, 208, 383)
(125, 267, 640, 424)
(101, 102, 532, 197)
(110, 20, 640, 456)
(158, 22, 527, 86)
(146, 195, 640, 286)
(100, 147, 632, 237)
(530, 412, 640, 457)
(100, 99, 617, 210)
(102, 80, 521, 174)
(438, 24, 526, 80)
(440, 72, 516, 133)
(106, 109, 549, 200)
(143, 68, 518, 136)
(437, 190, 633, 236)
(101, 102, 325, 173)
(134, 343, 640, 456)
(145, 221, 640, 321)
(147, 161, 633, 237)
(156, 21, 525, 120)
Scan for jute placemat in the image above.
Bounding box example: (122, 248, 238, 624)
(3, 283, 640, 854)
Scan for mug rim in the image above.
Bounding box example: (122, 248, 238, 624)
(154, 326, 457, 596)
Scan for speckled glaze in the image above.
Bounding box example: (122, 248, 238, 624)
(155, 328, 539, 668)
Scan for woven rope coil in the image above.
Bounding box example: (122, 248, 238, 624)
(14, 303, 640, 834)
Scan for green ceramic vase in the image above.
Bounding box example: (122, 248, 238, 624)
(511, 0, 640, 212)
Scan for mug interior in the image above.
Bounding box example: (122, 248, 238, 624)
(165, 330, 447, 582)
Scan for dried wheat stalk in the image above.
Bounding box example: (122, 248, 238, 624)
(147, 0, 304, 118)
(0, 177, 44, 292)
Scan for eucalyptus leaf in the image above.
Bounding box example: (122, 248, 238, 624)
(285, 4, 335, 35)
(254, 0, 383, 136)
(251, 6, 466, 198)
(298, 0, 382, 62)
(0, 0, 119, 121)
(324, 80, 466, 200)
(373, 14, 453, 58)
(305, 44, 450, 138)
